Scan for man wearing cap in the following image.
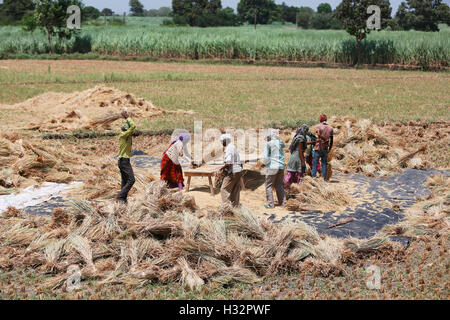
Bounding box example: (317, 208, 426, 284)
(117, 108, 136, 203)
(220, 134, 243, 207)
(312, 114, 333, 180)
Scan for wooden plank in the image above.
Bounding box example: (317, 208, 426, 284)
(184, 172, 215, 177)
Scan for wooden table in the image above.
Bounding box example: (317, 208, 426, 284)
(183, 166, 220, 195)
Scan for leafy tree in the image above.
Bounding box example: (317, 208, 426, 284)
(317, 3, 332, 14)
(101, 8, 114, 16)
(129, 0, 144, 17)
(157, 7, 172, 17)
(0, 0, 35, 24)
(396, 0, 449, 31)
(296, 6, 314, 29)
(278, 2, 299, 24)
(334, 0, 374, 64)
(172, 0, 226, 27)
(311, 13, 332, 29)
(237, 0, 278, 27)
(83, 6, 100, 20)
(23, 0, 83, 53)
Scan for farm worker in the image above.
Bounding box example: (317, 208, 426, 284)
(312, 114, 334, 180)
(262, 129, 286, 209)
(117, 108, 136, 203)
(284, 124, 309, 190)
(220, 134, 243, 207)
(161, 132, 192, 190)
(305, 130, 321, 173)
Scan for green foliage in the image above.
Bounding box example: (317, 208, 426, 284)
(0, 0, 34, 25)
(83, 6, 100, 21)
(396, 0, 450, 32)
(296, 7, 314, 29)
(277, 2, 299, 24)
(237, 0, 278, 25)
(172, 0, 232, 27)
(22, 0, 83, 53)
(335, 0, 374, 63)
(317, 3, 332, 14)
(101, 8, 114, 17)
(0, 19, 449, 69)
(129, 0, 144, 17)
(146, 7, 172, 17)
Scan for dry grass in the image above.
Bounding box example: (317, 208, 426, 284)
(0, 181, 413, 292)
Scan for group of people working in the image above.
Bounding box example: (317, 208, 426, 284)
(115, 108, 334, 210)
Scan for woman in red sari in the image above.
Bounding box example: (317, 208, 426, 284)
(161, 133, 191, 190)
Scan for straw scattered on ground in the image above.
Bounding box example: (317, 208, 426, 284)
(0, 181, 406, 291)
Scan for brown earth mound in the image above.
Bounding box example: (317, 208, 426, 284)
(5, 86, 193, 132)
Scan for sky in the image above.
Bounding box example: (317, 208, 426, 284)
(82, 0, 418, 15)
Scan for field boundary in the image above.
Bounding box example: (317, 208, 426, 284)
(2, 54, 448, 72)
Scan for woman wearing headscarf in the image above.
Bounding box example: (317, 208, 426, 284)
(262, 129, 286, 209)
(161, 132, 192, 190)
(284, 125, 309, 190)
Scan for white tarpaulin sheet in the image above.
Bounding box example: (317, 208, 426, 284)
(0, 181, 82, 214)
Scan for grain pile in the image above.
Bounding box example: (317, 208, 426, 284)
(0, 181, 398, 291)
(6, 86, 193, 132)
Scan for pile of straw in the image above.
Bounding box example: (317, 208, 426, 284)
(323, 117, 428, 176)
(286, 176, 353, 212)
(0, 182, 401, 291)
(7, 86, 194, 132)
(0, 134, 79, 190)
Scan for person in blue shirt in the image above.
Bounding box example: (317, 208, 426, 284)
(261, 129, 286, 209)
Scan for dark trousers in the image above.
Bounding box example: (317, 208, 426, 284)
(117, 158, 135, 202)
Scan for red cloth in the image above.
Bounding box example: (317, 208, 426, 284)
(307, 154, 321, 172)
(161, 153, 184, 186)
(319, 114, 327, 123)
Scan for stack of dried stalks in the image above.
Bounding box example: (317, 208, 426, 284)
(0, 181, 400, 291)
(324, 117, 428, 176)
(286, 176, 353, 212)
(0, 134, 80, 191)
(382, 174, 449, 238)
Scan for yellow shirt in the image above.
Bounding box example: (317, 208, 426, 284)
(118, 118, 136, 159)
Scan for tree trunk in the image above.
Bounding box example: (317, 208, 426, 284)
(254, 12, 257, 30)
(47, 29, 52, 55)
(356, 38, 361, 66)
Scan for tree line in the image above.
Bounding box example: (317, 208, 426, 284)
(1, 0, 448, 32)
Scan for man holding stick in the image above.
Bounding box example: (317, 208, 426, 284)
(117, 108, 136, 203)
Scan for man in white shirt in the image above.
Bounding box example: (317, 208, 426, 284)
(220, 134, 243, 207)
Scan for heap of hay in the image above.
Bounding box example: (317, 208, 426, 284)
(0, 181, 397, 291)
(0, 134, 79, 191)
(317, 117, 429, 176)
(286, 176, 353, 212)
(6, 86, 193, 132)
(383, 174, 449, 238)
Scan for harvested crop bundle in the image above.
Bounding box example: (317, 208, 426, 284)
(286, 176, 353, 212)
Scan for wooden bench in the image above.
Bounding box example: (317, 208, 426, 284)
(184, 166, 220, 195)
(183, 165, 247, 196)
